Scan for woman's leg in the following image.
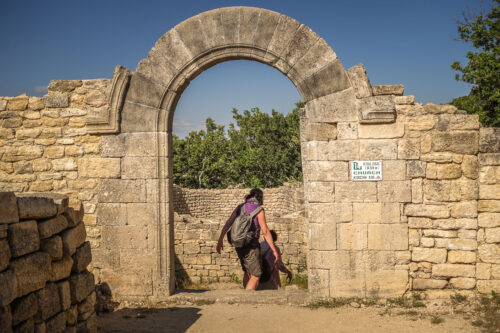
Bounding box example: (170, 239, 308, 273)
(245, 274, 260, 290)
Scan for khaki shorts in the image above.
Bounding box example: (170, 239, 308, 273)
(236, 244, 262, 277)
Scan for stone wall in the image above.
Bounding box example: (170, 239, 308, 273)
(476, 128, 500, 293)
(173, 184, 306, 282)
(0, 192, 96, 333)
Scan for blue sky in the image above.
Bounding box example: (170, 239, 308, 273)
(0, 0, 491, 137)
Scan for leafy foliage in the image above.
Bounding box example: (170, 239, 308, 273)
(173, 103, 303, 189)
(451, 1, 500, 126)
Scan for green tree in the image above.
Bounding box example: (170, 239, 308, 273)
(451, 1, 500, 126)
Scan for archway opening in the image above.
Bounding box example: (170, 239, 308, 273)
(170, 60, 308, 292)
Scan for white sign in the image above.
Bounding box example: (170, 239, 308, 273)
(351, 161, 382, 181)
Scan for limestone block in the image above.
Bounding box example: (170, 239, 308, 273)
(335, 182, 377, 203)
(298, 59, 351, 101)
(423, 229, 457, 238)
(367, 224, 408, 250)
(412, 247, 446, 263)
(304, 182, 334, 203)
(477, 263, 491, 279)
(35, 282, 61, 320)
(358, 122, 404, 139)
(77, 291, 96, 322)
(308, 223, 336, 251)
(120, 101, 160, 133)
(303, 123, 337, 141)
(479, 127, 500, 153)
(424, 103, 457, 114)
(40, 236, 64, 263)
(10, 252, 50, 298)
(480, 184, 500, 199)
(72, 241, 91, 273)
(69, 270, 94, 304)
(353, 202, 400, 223)
(124, 132, 165, 157)
(381, 160, 406, 180)
(98, 179, 147, 203)
(61, 222, 86, 256)
(0, 239, 10, 272)
(16, 196, 57, 220)
(462, 155, 479, 179)
(250, 9, 281, 51)
(432, 218, 476, 230)
(409, 229, 420, 247)
(359, 139, 397, 160)
(306, 88, 358, 122)
(408, 217, 433, 228)
(13, 317, 34, 332)
(431, 131, 478, 154)
(10, 292, 37, 326)
(485, 228, 500, 243)
(358, 95, 396, 123)
(448, 250, 476, 264)
(77, 157, 120, 179)
(304, 161, 348, 181)
(477, 280, 500, 294)
(50, 256, 73, 282)
(8, 220, 40, 257)
(412, 278, 447, 290)
(66, 304, 78, 326)
(394, 95, 415, 105)
(346, 64, 372, 98)
(426, 163, 462, 180)
(478, 200, 500, 212)
(437, 114, 479, 131)
(432, 264, 475, 278)
(45, 311, 66, 332)
(63, 207, 81, 228)
(291, 35, 338, 83)
(479, 166, 500, 185)
(449, 178, 479, 201)
(0, 270, 17, 306)
(450, 201, 477, 218)
(76, 312, 97, 333)
(412, 178, 423, 203)
(406, 161, 426, 178)
(337, 122, 358, 140)
(338, 224, 367, 250)
(100, 135, 125, 158)
(365, 270, 408, 298)
(449, 277, 476, 289)
(38, 215, 68, 239)
(435, 238, 477, 251)
(420, 237, 434, 247)
(372, 85, 404, 96)
(95, 203, 126, 226)
(121, 157, 158, 179)
(377, 181, 411, 202)
(100, 267, 152, 297)
(458, 229, 476, 239)
(492, 265, 500, 279)
(309, 268, 330, 296)
(43, 93, 69, 108)
(407, 115, 436, 131)
(479, 213, 500, 227)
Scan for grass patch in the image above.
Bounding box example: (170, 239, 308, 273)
(282, 257, 308, 289)
(388, 294, 427, 309)
(307, 298, 348, 309)
(450, 293, 468, 305)
(195, 299, 216, 306)
(472, 291, 500, 333)
(431, 316, 444, 324)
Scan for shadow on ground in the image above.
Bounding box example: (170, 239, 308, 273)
(98, 307, 201, 333)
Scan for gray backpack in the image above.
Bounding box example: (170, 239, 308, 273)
(230, 204, 263, 248)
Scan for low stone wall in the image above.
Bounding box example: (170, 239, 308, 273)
(173, 184, 307, 282)
(0, 192, 96, 333)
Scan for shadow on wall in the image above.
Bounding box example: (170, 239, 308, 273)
(98, 307, 202, 333)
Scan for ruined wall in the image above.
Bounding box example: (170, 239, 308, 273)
(0, 192, 96, 333)
(173, 184, 306, 282)
(476, 128, 500, 293)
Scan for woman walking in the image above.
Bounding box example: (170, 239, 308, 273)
(216, 188, 279, 290)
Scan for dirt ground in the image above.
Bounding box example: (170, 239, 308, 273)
(98, 303, 480, 333)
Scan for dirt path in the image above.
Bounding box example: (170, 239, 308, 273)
(98, 303, 479, 333)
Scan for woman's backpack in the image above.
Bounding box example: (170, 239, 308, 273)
(229, 204, 262, 248)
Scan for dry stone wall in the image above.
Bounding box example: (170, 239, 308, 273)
(0, 192, 96, 333)
(173, 184, 306, 282)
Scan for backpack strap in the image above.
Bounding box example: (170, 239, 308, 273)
(249, 206, 263, 219)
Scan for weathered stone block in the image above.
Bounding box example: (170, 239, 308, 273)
(346, 64, 372, 98)
(426, 163, 462, 179)
(485, 228, 500, 243)
(450, 178, 479, 201)
(40, 236, 63, 261)
(365, 270, 408, 298)
(72, 241, 91, 273)
(77, 291, 96, 321)
(66, 305, 78, 326)
(36, 282, 61, 320)
(432, 131, 478, 154)
(8, 220, 40, 257)
(448, 251, 476, 264)
(406, 161, 426, 178)
(309, 223, 336, 251)
(16, 196, 57, 220)
(38, 215, 68, 239)
(45, 311, 66, 332)
(121, 157, 158, 179)
(480, 184, 500, 199)
(303, 123, 337, 141)
(479, 213, 500, 227)
(359, 139, 397, 160)
(0, 192, 19, 223)
(78, 158, 120, 178)
(420, 237, 434, 247)
(423, 229, 457, 238)
(338, 224, 367, 250)
(412, 278, 447, 290)
(69, 270, 95, 304)
(405, 204, 450, 219)
(462, 155, 479, 179)
(435, 238, 477, 251)
(0, 239, 10, 272)
(335, 182, 377, 202)
(50, 256, 73, 282)
(353, 203, 400, 223)
(450, 201, 477, 218)
(477, 280, 500, 294)
(479, 127, 500, 153)
(412, 247, 446, 263)
(0, 270, 17, 306)
(407, 115, 436, 131)
(337, 122, 357, 140)
(13, 317, 34, 332)
(377, 181, 411, 202)
(304, 161, 348, 182)
(309, 268, 330, 296)
(432, 264, 475, 278)
(412, 178, 423, 203)
(10, 252, 50, 298)
(61, 223, 86, 256)
(76, 312, 97, 333)
(304, 182, 334, 203)
(307, 203, 352, 223)
(367, 224, 408, 250)
(98, 179, 146, 203)
(100, 135, 125, 158)
(57, 280, 71, 311)
(372, 84, 404, 96)
(381, 160, 406, 181)
(306, 88, 358, 122)
(11, 292, 37, 326)
(478, 200, 500, 212)
(358, 122, 404, 139)
(449, 277, 476, 289)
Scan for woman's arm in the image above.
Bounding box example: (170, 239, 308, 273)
(216, 205, 239, 254)
(257, 210, 279, 263)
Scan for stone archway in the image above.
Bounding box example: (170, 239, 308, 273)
(94, 6, 404, 301)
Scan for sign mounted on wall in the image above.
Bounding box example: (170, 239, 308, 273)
(351, 161, 382, 181)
